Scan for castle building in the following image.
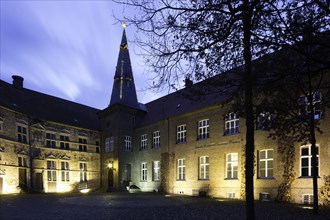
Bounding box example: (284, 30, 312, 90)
(0, 28, 329, 205)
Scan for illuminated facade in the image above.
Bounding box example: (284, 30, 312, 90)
(1, 28, 329, 205)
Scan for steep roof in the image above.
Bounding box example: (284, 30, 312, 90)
(109, 28, 141, 110)
(0, 79, 100, 130)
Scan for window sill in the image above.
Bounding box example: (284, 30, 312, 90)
(225, 178, 238, 180)
(257, 177, 275, 180)
(198, 179, 209, 181)
(224, 133, 240, 136)
(298, 176, 320, 179)
(176, 179, 186, 181)
(176, 142, 187, 145)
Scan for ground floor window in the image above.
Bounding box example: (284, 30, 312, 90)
(61, 161, 70, 182)
(141, 162, 147, 181)
(258, 149, 273, 178)
(47, 160, 56, 181)
(226, 153, 238, 179)
(199, 156, 209, 180)
(79, 162, 87, 182)
(177, 158, 185, 180)
(300, 145, 319, 177)
(153, 161, 160, 181)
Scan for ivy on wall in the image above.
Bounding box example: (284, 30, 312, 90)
(319, 175, 330, 206)
(240, 145, 246, 199)
(276, 137, 296, 202)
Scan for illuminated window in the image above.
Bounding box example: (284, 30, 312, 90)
(256, 112, 274, 130)
(153, 131, 160, 148)
(176, 124, 186, 144)
(153, 161, 160, 181)
(124, 136, 131, 151)
(258, 149, 273, 178)
(47, 160, 56, 181)
(141, 162, 147, 181)
(61, 161, 70, 182)
(18, 156, 28, 167)
(60, 135, 70, 150)
(198, 119, 209, 140)
(301, 145, 319, 177)
(303, 194, 313, 205)
(199, 156, 209, 180)
(299, 91, 321, 120)
(177, 159, 185, 180)
(79, 162, 87, 182)
(225, 113, 239, 135)
(17, 125, 28, 143)
(105, 137, 114, 152)
(141, 134, 147, 150)
(79, 137, 87, 152)
(226, 153, 238, 179)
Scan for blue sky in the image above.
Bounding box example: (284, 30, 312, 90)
(0, 0, 164, 109)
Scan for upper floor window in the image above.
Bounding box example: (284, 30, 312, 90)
(18, 156, 28, 167)
(258, 149, 273, 178)
(198, 119, 209, 140)
(17, 125, 28, 143)
(199, 156, 209, 180)
(152, 131, 160, 148)
(141, 134, 147, 150)
(301, 145, 319, 177)
(226, 153, 238, 179)
(141, 162, 147, 181)
(60, 135, 70, 150)
(105, 137, 114, 152)
(124, 136, 132, 151)
(61, 161, 70, 182)
(79, 137, 87, 152)
(299, 91, 321, 120)
(176, 124, 186, 144)
(225, 112, 239, 135)
(256, 112, 274, 130)
(46, 132, 56, 148)
(177, 158, 186, 180)
(153, 161, 160, 181)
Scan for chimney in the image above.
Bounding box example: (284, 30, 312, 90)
(12, 75, 24, 89)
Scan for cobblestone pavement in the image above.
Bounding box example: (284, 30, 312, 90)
(1, 192, 329, 220)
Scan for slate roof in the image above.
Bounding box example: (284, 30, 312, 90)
(0, 79, 100, 130)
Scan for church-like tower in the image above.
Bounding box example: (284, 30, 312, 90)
(109, 28, 140, 110)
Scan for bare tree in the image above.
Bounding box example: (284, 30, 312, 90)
(113, 0, 328, 219)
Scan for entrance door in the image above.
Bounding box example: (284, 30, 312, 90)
(108, 168, 114, 191)
(19, 168, 27, 190)
(35, 173, 43, 190)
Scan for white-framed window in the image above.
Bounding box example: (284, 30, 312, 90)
(141, 134, 147, 150)
(79, 137, 87, 152)
(46, 132, 56, 148)
(199, 156, 209, 180)
(61, 161, 70, 182)
(152, 131, 160, 148)
(301, 145, 319, 177)
(153, 161, 160, 181)
(176, 124, 186, 144)
(60, 135, 70, 150)
(141, 162, 147, 181)
(105, 137, 114, 152)
(79, 162, 87, 182)
(302, 194, 313, 205)
(256, 112, 274, 130)
(198, 119, 209, 140)
(17, 124, 28, 143)
(47, 160, 56, 181)
(177, 158, 186, 180)
(258, 149, 273, 178)
(225, 112, 239, 135)
(226, 153, 238, 179)
(124, 136, 131, 151)
(18, 156, 28, 167)
(299, 91, 321, 120)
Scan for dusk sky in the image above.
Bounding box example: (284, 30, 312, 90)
(0, 0, 166, 109)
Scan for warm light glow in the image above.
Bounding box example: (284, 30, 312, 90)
(301, 206, 313, 210)
(108, 161, 113, 169)
(122, 22, 126, 28)
(80, 188, 90, 194)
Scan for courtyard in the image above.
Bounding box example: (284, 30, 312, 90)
(1, 192, 330, 220)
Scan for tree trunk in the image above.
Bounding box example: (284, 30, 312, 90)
(243, 1, 255, 219)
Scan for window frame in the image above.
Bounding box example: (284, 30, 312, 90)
(198, 119, 210, 140)
(176, 124, 187, 144)
(17, 124, 28, 143)
(199, 156, 209, 180)
(153, 161, 160, 181)
(300, 145, 319, 177)
(79, 162, 87, 182)
(61, 161, 70, 182)
(299, 91, 322, 120)
(124, 136, 132, 151)
(140, 134, 147, 150)
(177, 158, 186, 181)
(152, 131, 160, 148)
(258, 149, 274, 178)
(60, 135, 70, 150)
(47, 160, 57, 182)
(79, 137, 88, 152)
(226, 153, 238, 179)
(225, 112, 239, 135)
(141, 162, 147, 181)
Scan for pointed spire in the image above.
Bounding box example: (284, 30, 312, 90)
(109, 27, 140, 109)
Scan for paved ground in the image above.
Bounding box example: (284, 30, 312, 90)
(1, 192, 329, 220)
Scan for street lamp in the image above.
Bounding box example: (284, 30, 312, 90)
(108, 161, 113, 169)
